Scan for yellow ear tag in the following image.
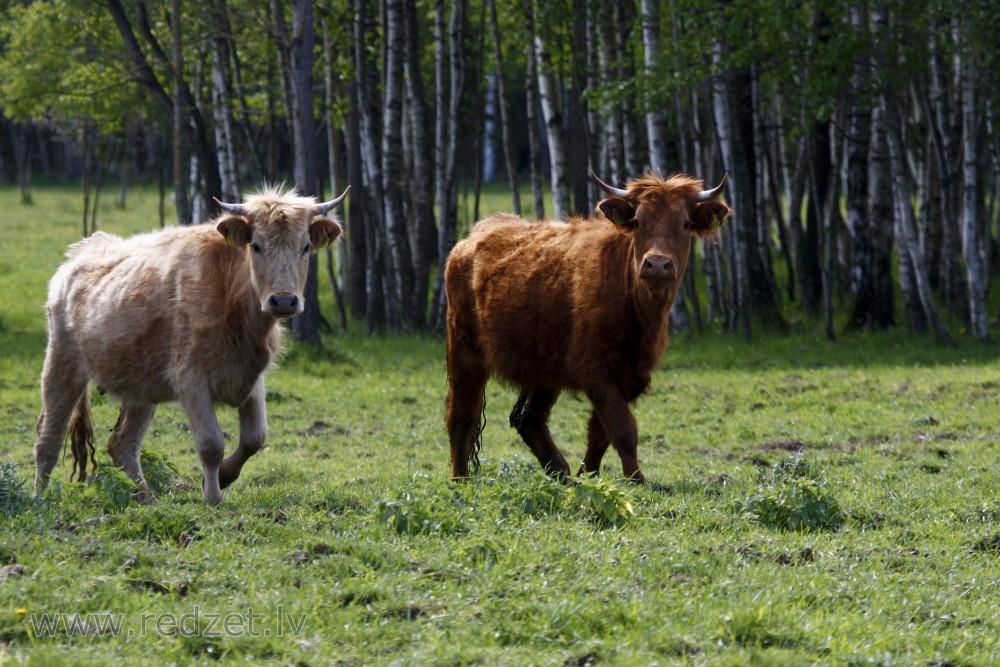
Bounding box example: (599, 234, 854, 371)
(226, 235, 240, 247)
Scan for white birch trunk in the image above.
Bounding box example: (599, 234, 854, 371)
(534, 35, 569, 220)
(711, 41, 747, 336)
(960, 47, 988, 340)
(641, 0, 666, 174)
(210, 37, 240, 202)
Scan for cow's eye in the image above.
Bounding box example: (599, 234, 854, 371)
(303, 243, 312, 254)
(251, 241, 262, 253)
(682, 220, 692, 231)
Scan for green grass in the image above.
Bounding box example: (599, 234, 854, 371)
(2, 183, 1000, 665)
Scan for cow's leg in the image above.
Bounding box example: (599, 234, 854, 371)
(219, 377, 267, 490)
(579, 409, 610, 476)
(33, 348, 89, 494)
(445, 345, 489, 480)
(509, 388, 570, 480)
(588, 388, 645, 484)
(107, 402, 157, 503)
(178, 384, 226, 506)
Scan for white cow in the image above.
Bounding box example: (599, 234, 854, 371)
(34, 185, 348, 505)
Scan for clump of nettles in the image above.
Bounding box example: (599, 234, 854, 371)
(0, 462, 31, 518)
(85, 460, 137, 512)
(139, 449, 180, 496)
(571, 475, 635, 528)
(375, 464, 636, 535)
(738, 458, 845, 532)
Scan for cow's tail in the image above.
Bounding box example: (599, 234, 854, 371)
(469, 393, 486, 475)
(68, 390, 96, 483)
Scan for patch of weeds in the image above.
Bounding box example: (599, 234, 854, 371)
(737, 458, 845, 532)
(140, 449, 180, 496)
(492, 461, 566, 519)
(571, 475, 635, 528)
(0, 462, 30, 518)
(103, 504, 200, 543)
(84, 460, 137, 512)
(375, 479, 470, 536)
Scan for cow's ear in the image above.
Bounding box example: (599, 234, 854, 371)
(691, 200, 731, 239)
(598, 197, 637, 228)
(309, 216, 343, 250)
(217, 215, 252, 247)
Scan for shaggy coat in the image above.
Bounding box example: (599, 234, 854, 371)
(445, 173, 730, 483)
(34, 185, 346, 505)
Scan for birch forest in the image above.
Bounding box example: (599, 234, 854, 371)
(1, 0, 998, 343)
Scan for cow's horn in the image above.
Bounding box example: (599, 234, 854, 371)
(591, 171, 629, 198)
(315, 186, 351, 214)
(697, 173, 728, 201)
(213, 197, 244, 215)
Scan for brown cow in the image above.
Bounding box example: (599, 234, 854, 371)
(444, 171, 729, 483)
(34, 185, 348, 505)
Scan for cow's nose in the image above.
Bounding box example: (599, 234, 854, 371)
(640, 254, 676, 281)
(267, 293, 300, 316)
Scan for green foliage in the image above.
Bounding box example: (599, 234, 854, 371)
(738, 458, 845, 532)
(571, 475, 635, 528)
(375, 478, 470, 536)
(0, 0, 147, 134)
(84, 459, 137, 513)
(0, 462, 30, 518)
(139, 449, 180, 497)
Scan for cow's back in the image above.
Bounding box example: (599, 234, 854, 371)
(447, 214, 632, 391)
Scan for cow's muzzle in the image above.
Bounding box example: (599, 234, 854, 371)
(640, 254, 677, 282)
(266, 292, 301, 317)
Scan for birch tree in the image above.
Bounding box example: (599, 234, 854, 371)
(431, 0, 466, 329)
(959, 38, 988, 340)
(534, 28, 570, 219)
(487, 0, 521, 215)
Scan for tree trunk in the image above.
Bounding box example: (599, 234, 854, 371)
(170, 0, 191, 224)
(882, 83, 954, 345)
(642, 0, 687, 331)
(534, 33, 569, 219)
(926, 29, 965, 321)
(354, 0, 393, 331)
(381, 0, 417, 327)
(522, 0, 546, 220)
(321, 16, 348, 330)
(487, 0, 521, 215)
(844, 6, 878, 332)
(346, 68, 369, 322)
(711, 44, 749, 339)
(285, 0, 323, 344)
(615, 0, 644, 178)
(641, 0, 666, 174)
(403, 0, 439, 324)
(211, 22, 243, 202)
(566, 0, 591, 215)
(868, 105, 896, 328)
(597, 2, 624, 185)
(430, 0, 466, 330)
(960, 44, 988, 341)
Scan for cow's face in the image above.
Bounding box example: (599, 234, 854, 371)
(597, 174, 730, 295)
(216, 188, 348, 318)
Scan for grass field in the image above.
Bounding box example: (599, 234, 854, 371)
(1, 182, 1000, 665)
